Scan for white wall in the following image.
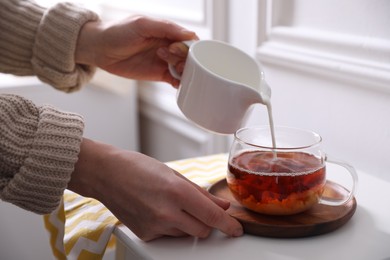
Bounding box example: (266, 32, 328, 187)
(239, 0, 390, 182)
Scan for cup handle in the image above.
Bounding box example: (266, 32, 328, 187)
(319, 154, 358, 206)
(168, 40, 195, 80)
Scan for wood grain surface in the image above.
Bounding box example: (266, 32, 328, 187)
(209, 179, 357, 238)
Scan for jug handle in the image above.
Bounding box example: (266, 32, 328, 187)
(168, 40, 195, 80)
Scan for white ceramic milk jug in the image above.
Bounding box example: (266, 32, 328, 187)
(169, 40, 271, 134)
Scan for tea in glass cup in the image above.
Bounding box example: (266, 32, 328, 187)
(227, 126, 358, 215)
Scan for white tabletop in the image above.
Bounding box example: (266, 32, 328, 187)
(114, 166, 390, 260)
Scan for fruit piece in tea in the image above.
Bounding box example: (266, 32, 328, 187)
(227, 151, 326, 215)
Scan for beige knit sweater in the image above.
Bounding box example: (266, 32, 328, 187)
(0, 0, 99, 214)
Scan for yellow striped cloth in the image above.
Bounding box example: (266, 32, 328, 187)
(44, 153, 228, 260)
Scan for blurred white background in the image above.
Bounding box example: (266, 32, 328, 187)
(1, 0, 389, 259)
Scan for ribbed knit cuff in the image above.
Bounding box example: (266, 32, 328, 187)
(32, 2, 99, 92)
(0, 0, 45, 75)
(0, 95, 84, 214)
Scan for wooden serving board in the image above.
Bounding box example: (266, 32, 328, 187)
(209, 179, 357, 238)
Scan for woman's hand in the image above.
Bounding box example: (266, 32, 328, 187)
(68, 138, 243, 241)
(75, 15, 198, 87)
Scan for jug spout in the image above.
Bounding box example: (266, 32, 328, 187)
(206, 82, 270, 134)
(259, 80, 272, 104)
(239, 78, 272, 107)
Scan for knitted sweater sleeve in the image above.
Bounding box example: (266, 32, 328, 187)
(0, 94, 84, 214)
(0, 0, 99, 92)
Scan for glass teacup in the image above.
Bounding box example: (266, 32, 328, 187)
(227, 126, 358, 215)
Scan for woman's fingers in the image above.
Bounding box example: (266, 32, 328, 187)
(173, 170, 231, 210)
(179, 183, 243, 238)
(173, 210, 213, 238)
(157, 46, 187, 66)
